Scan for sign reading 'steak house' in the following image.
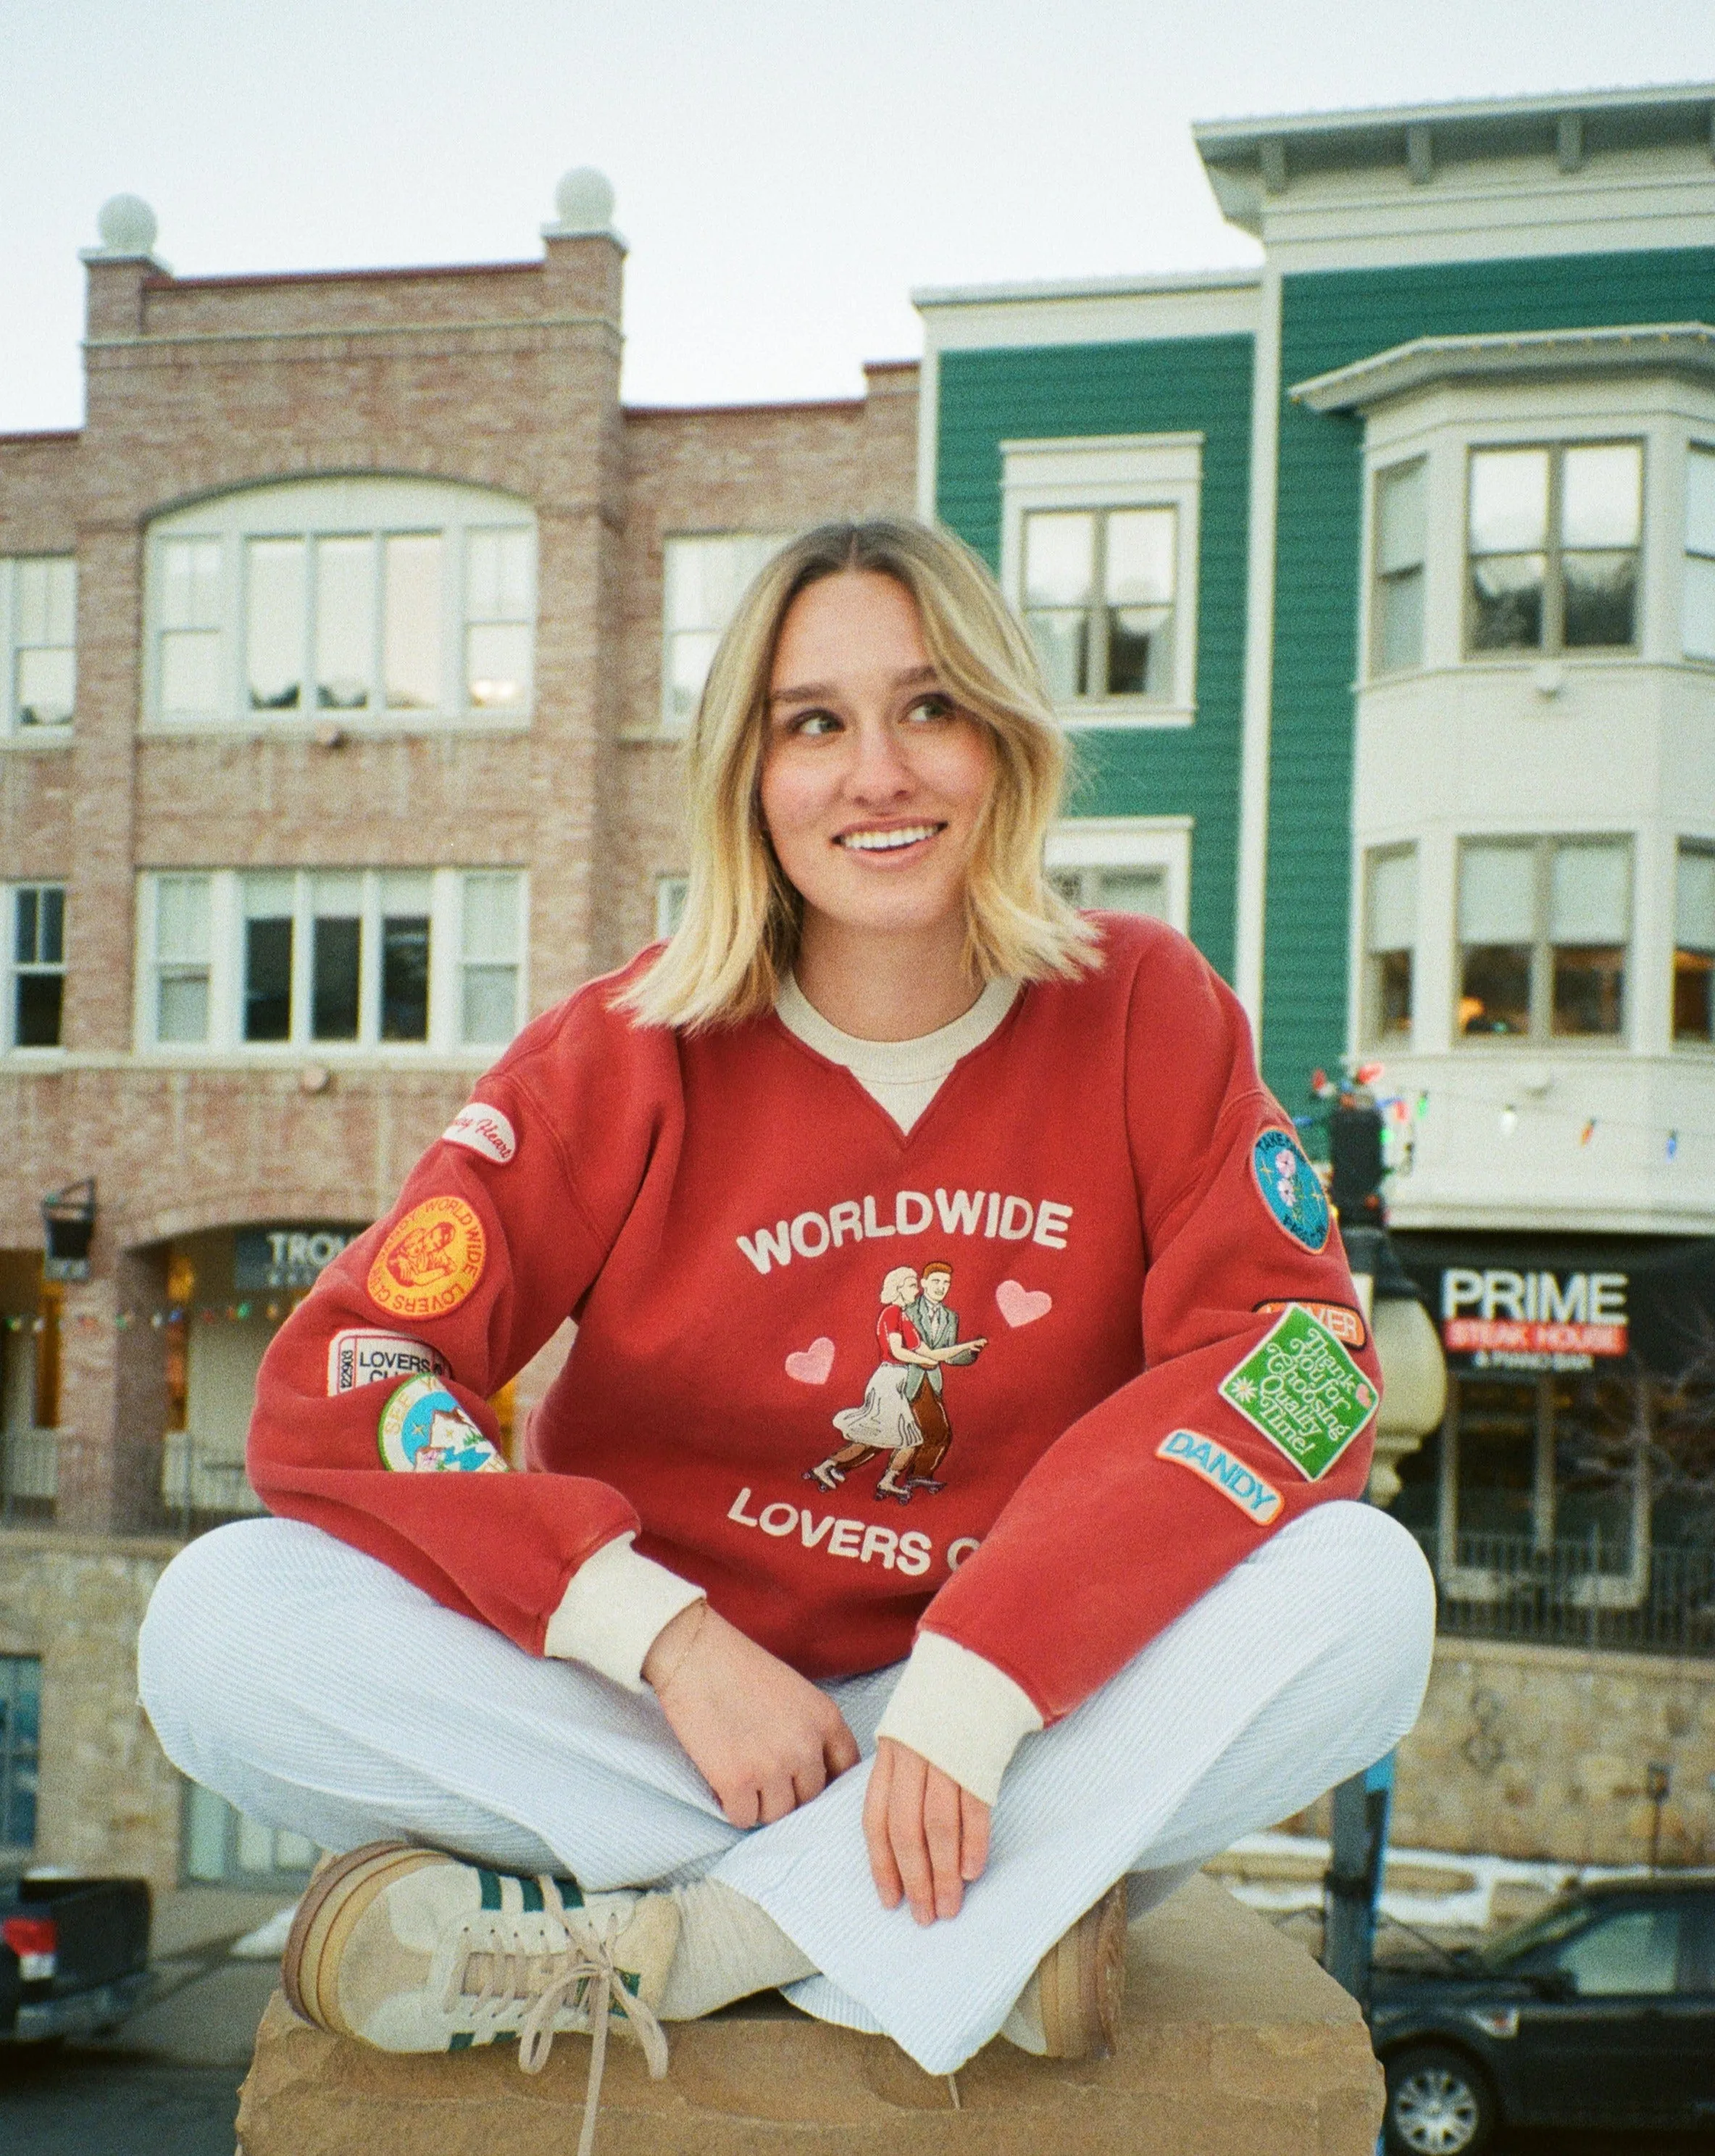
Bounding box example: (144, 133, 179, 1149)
(235, 1226, 363, 1291)
(1440, 1267, 1628, 1372)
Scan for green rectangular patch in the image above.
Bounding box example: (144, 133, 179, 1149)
(1218, 1305, 1377, 1481)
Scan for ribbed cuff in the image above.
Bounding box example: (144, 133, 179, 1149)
(543, 1533, 706, 1691)
(875, 1632, 1044, 1806)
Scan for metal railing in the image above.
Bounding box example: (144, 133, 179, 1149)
(1416, 1527, 1715, 1658)
(160, 1431, 267, 1536)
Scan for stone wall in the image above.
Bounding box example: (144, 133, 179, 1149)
(0, 1530, 183, 1891)
(1384, 1635, 1715, 1866)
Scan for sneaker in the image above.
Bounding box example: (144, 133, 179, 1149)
(281, 1841, 678, 2069)
(1000, 1881, 1127, 2058)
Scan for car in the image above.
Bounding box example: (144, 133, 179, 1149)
(1369, 1872, 1715, 2153)
(0, 1872, 152, 2044)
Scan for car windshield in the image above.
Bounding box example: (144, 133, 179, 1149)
(1474, 1897, 1598, 1972)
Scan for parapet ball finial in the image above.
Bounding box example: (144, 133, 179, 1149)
(551, 167, 615, 236)
(96, 194, 159, 257)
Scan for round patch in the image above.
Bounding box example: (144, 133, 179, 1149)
(377, 1375, 504, 1473)
(367, 1196, 487, 1321)
(1251, 1128, 1331, 1253)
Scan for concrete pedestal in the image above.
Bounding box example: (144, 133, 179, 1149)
(235, 1874, 1382, 2155)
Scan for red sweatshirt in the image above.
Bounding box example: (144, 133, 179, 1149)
(250, 915, 1379, 1793)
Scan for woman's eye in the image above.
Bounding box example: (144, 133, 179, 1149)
(790, 709, 840, 738)
(904, 694, 954, 723)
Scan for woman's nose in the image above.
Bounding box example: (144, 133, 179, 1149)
(846, 716, 913, 799)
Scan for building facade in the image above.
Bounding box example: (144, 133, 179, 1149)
(917, 87, 1715, 1859)
(0, 175, 916, 1887)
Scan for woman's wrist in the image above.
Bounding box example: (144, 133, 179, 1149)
(643, 1597, 709, 1694)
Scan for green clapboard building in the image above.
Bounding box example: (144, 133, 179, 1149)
(916, 88, 1715, 1678)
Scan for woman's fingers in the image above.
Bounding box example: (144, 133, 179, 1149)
(922, 1768, 966, 1919)
(825, 1715, 861, 1777)
(959, 1786, 992, 1883)
(863, 1744, 903, 1907)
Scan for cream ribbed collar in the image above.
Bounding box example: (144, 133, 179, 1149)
(775, 974, 1018, 1132)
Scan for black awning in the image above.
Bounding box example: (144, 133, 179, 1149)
(1390, 1230, 1715, 1383)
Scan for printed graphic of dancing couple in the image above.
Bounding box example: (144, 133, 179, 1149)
(806, 1261, 986, 1503)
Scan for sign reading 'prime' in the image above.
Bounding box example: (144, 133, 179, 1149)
(1217, 1306, 1377, 1482)
(1439, 1268, 1629, 1366)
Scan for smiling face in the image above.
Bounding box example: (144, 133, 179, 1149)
(759, 571, 996, 952)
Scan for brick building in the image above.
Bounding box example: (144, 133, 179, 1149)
(0, 171, 915, 1887)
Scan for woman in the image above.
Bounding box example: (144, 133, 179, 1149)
(138, 520, 1433, 2110)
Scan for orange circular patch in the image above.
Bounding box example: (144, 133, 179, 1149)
(367, 1197, 486, 1323)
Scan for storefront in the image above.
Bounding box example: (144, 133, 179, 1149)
(1390, 1233, 1715, 1649)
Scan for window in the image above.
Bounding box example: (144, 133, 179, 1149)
(1043, 817, 1192, 934)
(459, 873, 523, 1046)
(8, 884, 65, 1048)
(1675, 842, 1715, 1044)
(655, 875, 688, 941)
(1001, 433, 1201, 724)
(3, 558, 76, 732)
(141, 869, 524, 1052)
(1685, 446, 1715, 660)
(1457, 837, 1631, 1041)
(1466, 442, 1643, 654)
(661, 533, 790, 731)
(1371, 460, 1426, 674)
(1552, 1906, 1679, 1998)
(1022, 507, 1177, 703)
(146, 479, 535, 728)
(0, 1655, 40, 1850)
(1364, 848, 1416, 1043)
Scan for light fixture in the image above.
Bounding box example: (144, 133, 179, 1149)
(41, 1179, 97, 1283)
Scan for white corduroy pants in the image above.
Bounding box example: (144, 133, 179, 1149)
(138, 1501, 1434, 2075)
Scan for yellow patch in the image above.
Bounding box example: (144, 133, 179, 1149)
(367, 1197, 486, 1322)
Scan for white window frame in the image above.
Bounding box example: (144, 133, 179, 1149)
(1000, 434, 1201, 729)
(1361, 844, 1418, 1049)
(1453, 833, 1635, 1048)
(658, 530, 793, 736)
(1673, 837, 1715, 1049)
(142, 479, 536, 734)
(5, 881, 67, 1053)
(1043, 817, 1191, 933)
(0, 556, 76, 741)
(1368, 459, 1427, 679)
(654, 875, 689, 942)
(135, 868, 527, 1057)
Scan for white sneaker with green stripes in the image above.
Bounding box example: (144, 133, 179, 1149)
(282, 1840, 679, 2066)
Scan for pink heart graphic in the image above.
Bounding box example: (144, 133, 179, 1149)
(996, 1281, 1053, 1328)
(785, 1336, 836, 1385)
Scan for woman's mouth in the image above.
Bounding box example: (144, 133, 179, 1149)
(834, 822, 945, 854)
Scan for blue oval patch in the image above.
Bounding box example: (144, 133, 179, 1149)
(1251, 1128, 1330, 1252)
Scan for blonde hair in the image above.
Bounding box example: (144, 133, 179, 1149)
(880, 1265, 920, 1307)
(621, 518, 1098, 1030)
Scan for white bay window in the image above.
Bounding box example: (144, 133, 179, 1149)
(147, 480, 535, 729)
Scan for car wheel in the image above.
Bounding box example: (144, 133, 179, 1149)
(1383, 2044, 1497, 2156)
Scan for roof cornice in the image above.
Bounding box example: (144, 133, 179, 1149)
(1290, 322, 1715, 413)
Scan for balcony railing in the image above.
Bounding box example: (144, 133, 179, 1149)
(161, 1432, 267, 1535)
(1415, 1527, 1715, 1659)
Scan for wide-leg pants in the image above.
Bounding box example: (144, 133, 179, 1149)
(138, 1502, 1435, 2075)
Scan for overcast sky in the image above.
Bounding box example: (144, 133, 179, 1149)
(4, 1, 1715, 428)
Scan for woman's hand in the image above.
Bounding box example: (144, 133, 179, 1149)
(643, 1602, 860, 1827)
(863, 1736, 991, 1924)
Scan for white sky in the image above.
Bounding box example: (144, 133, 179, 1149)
(4, 0, 1715, 428)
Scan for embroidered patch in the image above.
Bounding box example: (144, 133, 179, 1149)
(377, 1375, 506, 1473)
(367, 1197, 487, 1321)
(1156, 1430, 1282, 1524)
(785, 1336, 835, 1385)
(1251, 1128, 1330, 1252)
(996, 1280, 1052, 1328)
(328, 1328, 451, 1396)
(1253, 1298, 1369, 1350)
(443, 1102, 517, 1166)
(1219, 1306, 1377, 1481)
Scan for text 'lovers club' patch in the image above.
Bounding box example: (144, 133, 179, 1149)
(1218, 1305, 1377, 1482)
(1251, 1127, 1330, 1252)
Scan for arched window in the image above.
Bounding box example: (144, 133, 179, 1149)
(143, 477, 535, 729)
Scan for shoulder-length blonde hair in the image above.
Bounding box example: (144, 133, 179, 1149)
(621, 517, 1098, 1030)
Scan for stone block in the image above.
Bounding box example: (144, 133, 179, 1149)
(235, 1875, 1382, 2156)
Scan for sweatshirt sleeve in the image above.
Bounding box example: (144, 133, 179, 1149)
(913, 933, 1381, 1773)
(247, 985, 675, 1659)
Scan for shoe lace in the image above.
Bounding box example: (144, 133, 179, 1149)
(441, 1875, 669, 2156)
